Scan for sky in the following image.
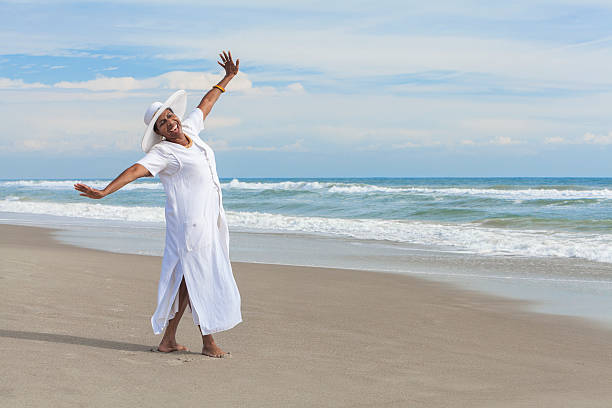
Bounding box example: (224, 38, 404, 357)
(1, 0, 612, 178)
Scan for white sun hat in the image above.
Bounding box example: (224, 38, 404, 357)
(141, 89, 187, 153)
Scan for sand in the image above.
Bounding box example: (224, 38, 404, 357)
(1, 224, 612, 407)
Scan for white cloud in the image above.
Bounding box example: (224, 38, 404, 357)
(2, 71, 612, 157)
(542, 132, 612, 145)
(583, 132, 612, 145)
(0, 71, 305, 97)
(204, 139, 231, 151)
(53, 71, 253, 92)
(21, 139, 48, 150)
(391, 141, 421, 149)
(0, 101, 142, 153)
(243, 139, 307, 152)
(312, 125, 431, 145)
(151, 30, 612, 91)
(5, 16, 612, 93)
(286, 83, 305, 93)
(461, 118, 532, 133)
(204, 138, 307, 152)
(0, 78, 49, 89)
(239, 82, 306, 97)
(205, 116, 242, 129)
(544, 136, 566, 144)
(489, 136, 521, 145)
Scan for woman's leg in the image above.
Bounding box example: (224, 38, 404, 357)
(158, 276, 190, 352)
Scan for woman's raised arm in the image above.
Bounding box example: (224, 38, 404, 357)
(74, 163, 151, 199)
(197, 50, 239, 120)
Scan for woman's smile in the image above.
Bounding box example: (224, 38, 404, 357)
(168, 121, 180, 136)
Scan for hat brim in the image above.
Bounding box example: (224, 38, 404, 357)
(141, 90, 188, 153)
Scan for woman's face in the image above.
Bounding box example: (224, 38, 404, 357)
(154, 108, 183, 141)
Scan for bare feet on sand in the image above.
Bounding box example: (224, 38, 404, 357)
(157, 341, 189, 353)
(202, 343, 230, 358)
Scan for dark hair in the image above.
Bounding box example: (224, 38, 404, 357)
(153, 108, 174, 133)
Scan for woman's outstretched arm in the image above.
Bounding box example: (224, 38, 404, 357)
(74, 163, 151, 199)
(197, 50, 239, 120)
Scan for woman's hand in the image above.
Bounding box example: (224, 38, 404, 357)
(74, 183, 107, 199)
(218, 50, 239, 77)
(197, 51, 240, 118)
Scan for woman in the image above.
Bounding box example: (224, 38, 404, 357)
(74, 51, 242, 358)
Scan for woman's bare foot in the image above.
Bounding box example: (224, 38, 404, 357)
(158, 341, 188, 353)
(202, 343, 230, 358)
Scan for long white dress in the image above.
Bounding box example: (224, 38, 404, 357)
(136, 108, 242, 335)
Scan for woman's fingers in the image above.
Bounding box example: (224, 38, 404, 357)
(74, 184, 100, 198)
(74, 183, 103, 199)
(217, 50, 238, 74)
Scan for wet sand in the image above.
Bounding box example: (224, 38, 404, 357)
(1, 224, 612, 407)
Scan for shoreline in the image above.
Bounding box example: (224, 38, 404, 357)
(2, 224, 612, 406)
(3, 212, 612, 328)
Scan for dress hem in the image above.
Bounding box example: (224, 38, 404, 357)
(152, 318, 242, 336)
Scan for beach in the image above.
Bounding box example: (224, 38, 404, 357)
(2, 224, 612, 407)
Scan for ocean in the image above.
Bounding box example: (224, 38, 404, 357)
(1, 177, 611, 325)
(2, 177, 611, 262)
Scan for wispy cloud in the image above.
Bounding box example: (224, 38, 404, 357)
(583, 132, 612, 145)
(53, 71, 253, 92)
(489, 136, 522, 145)
(0, 78, 48, 89)
(203, 138, 307, 152)
(544, 132, 612, 145)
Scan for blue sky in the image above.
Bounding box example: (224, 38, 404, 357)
(1, 0, 612, 178)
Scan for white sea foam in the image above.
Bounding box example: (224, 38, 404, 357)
(0, 199, 165, 223)
(224, 179, 331, 191)
(227, 211, 612, 263)
(327, 185, 399, 193)
(1, 199, 610, 264)
(0, 180, 163, 190)
(3, 178, 610, 200)
(402, 187, 612, 200)
(222, 179, 612, 200)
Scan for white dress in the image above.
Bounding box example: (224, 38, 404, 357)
(137, 108, 242, 335)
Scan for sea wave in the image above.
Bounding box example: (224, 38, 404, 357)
(223, 179, 332, 191)
(0, 180, 163, 190)
(0, 199, 165, 223)
(3, 178, 611, 200)
(228, 211, 612, 263)
(223, 179, 612, 200)
(1, 199, 610, 264)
